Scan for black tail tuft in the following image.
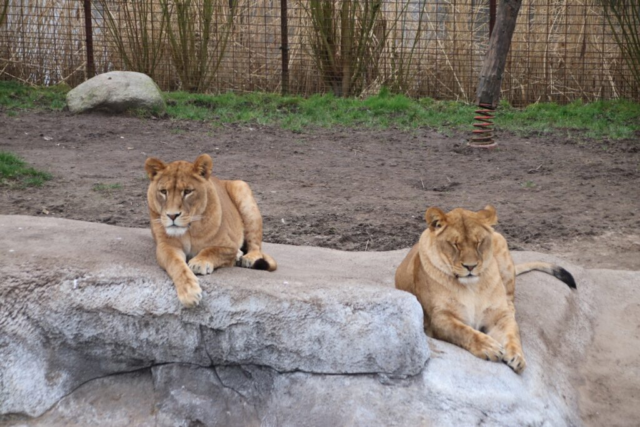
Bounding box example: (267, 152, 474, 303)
(552, 267, 577, 289)
(252, 258, 270, 271)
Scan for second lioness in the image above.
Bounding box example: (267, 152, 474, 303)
(145, 154, 277, 307)
(395, 205, 576, 374)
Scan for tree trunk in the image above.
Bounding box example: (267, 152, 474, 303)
(475, 0, 522, 108)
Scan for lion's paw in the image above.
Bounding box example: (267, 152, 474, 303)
(470, 334, 504, 362)
(176, 274, 202, 308)
(237, 251, 265, 269)
(237, 255, 255, 269)
(188, 257, 215, 275)
(503, 344, 527, 374)
(236, 249, 244, 262)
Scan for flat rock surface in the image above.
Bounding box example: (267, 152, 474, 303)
(0, 216, 634, 426)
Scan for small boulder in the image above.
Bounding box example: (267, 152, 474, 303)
(66, 71, 165, 114)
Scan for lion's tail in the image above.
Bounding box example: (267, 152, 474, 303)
(515, 262, 576, 289)
(261, 253, 277, 272)
(252, 253, 278, 272)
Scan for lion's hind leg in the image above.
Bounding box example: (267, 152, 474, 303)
(238, 250, 277, 271)
(225, 180, 277, 272)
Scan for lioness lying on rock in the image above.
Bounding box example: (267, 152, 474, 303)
(145, 154, 277, 307)
(395, 205, 576, 373)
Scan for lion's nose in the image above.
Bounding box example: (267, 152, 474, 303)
(167, 213, 181, 221)
(462, 263, 477, 272)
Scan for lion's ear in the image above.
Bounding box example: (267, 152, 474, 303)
(478, 205, 498, 226)
(193, 154, 213, 179)
(145, 157, 166, 180)
(425, 207, 447, 231)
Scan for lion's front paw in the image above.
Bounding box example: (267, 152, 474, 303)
(503, 344, 527, 374)
(469, 334, 504, 362)
(176, 273, 202, 308)
(188, 257, 215, 275)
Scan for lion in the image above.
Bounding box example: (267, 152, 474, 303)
(145, 154, 276, 307)
(395, 205, 576, 373)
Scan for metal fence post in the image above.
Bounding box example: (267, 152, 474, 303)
(83, 0, 95, 79)
(280, 0, 289, 95)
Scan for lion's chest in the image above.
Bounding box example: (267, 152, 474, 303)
(453, 287, 487, 329)
(451, 279, 504, 330)
(181, 234, 212, 258)
(175, 234, 194, 258)
(180, 222, 244, 259)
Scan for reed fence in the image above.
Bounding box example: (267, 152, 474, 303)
(1, 0, 638, 106)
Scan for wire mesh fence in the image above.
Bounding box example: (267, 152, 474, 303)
(1, 0, 638, 106)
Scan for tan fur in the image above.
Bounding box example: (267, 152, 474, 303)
(396, 205, 559, 374)
(145, 154, 276, 307)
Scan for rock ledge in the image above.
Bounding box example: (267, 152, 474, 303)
(0, 216, 428, 417)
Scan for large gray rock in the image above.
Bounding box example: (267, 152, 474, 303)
(0, 370, 157, 427)
(152, 364, 260, 427)
(0, 216, 428, 417)
(66, 71, 165, 114)
(0, 216, 600, 426)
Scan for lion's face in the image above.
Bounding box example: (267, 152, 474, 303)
(145, 154, 213, 237)
(425, 206, 497, 285)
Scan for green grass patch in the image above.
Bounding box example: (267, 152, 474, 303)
(0, 81, 68, 112)
(93, 182, 123, 193)
(496, 98, 640, 140)
(0, 151, 51, 187)
(164, 88, 478, 132)
(165, 89, 640, 139)
(2, 80, 639, 140)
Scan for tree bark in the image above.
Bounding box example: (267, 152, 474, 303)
(475, 0, 522, 108)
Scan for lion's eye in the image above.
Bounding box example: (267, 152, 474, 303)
(183, 189, 193, 196)
(450, 242, 459, 251)
(159, 189, 167, 196)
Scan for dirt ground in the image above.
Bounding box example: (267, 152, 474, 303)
(1, 110, 638, 269)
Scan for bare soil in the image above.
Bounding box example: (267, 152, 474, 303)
(1, 110, 639, 270)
